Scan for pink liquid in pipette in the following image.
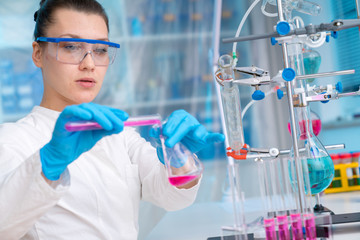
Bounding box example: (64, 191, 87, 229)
(168, 175, 199, 187)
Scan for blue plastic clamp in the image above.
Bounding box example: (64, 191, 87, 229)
(326, 35, 330, 43)
(336, 82, 343, 93)
(277, 89, 284, 100)
(276, 21, 291, 36)
(271, 37, 278, 46)
(252, 90, 265, 101)
(331, 31, 338, 39)
(320, 91, 329, 104)
(282, 68, 296, 81)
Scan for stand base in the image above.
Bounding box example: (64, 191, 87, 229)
(207, 233, 254, 240)
(314, 204, 335, 215)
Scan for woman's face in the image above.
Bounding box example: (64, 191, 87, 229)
(32, 8, 109, 111)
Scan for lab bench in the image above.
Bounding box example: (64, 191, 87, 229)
(144, 191, 360, 240)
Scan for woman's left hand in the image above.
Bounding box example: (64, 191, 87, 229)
(162, 109, 225, 153)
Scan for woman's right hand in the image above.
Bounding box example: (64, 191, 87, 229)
(40, 103, 128, 181)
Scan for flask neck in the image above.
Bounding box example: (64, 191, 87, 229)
(294, 106, 314, 141)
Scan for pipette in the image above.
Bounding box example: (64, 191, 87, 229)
(65, 114, 162, 132)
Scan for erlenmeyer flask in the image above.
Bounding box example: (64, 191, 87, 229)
(290, 107, 334, 195)
(162, 141, 203, 187)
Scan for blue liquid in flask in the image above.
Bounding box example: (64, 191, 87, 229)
(307, 156, 334, 194)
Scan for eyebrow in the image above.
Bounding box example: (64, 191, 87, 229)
(58, 34, 109, 41)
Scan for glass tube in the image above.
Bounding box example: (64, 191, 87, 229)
(218, 54, 245, 153)
(65, 114, 162, 131)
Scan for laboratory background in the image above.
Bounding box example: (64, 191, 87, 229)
(1, 0, 360, 239)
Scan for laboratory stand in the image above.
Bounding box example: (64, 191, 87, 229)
(213, 0, 360, 239)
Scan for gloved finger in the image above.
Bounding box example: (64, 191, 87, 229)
(163, 110, 193, 136)
(105, 107, 129, 121)
(205, 133, 225, 144)
(61, 105, 93, 120)
(165, 118, 198, 148)
(98, 107, 126, 132)
(191, 125, 209, 143)
(79, 103, 113, 131)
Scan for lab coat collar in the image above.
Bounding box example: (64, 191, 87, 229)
(31, 106, 61, 121)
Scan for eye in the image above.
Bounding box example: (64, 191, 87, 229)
(60, 43, 82, 51)
(94, 47, 108, 55)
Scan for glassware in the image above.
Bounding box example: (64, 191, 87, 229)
(303, 46, 321, 83)
(290, 107, 334, 195)
(161, 140, 203, 187)
(65, 114, 162, 131)
(287, 110, 322, 138)
(218, 54, 245, 153)
(263, 0, 321, 16)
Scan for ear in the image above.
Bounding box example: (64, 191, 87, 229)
(32, 41, 43, 68)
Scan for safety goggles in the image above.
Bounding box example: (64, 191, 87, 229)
(36, 37, 120, 66)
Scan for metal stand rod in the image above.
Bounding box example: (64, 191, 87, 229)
(296, 69, 355, 80)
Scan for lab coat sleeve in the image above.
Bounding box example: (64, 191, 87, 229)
(125, 128, 200, 211)
(0, 147, 70, 239)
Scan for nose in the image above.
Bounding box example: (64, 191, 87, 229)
(79, 51, 95, 70)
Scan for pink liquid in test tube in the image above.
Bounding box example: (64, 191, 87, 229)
(290, 213, 304, 240)
(65, 117, 161, 132)
(264, 218, 277, 240)
(304, 213, 316, 240)
(277, 215, 290, 240)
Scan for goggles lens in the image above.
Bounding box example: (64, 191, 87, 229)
(37, 37, 119, 66)
(57, 41, 117, 66)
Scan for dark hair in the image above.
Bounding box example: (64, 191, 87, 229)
(33, 0, 109, 40)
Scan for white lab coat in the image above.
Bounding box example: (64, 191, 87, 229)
(0, 106, 200, 240)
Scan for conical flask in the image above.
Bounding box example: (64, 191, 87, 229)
(163, 141, 203, 187)
(290, 107, 334, 195)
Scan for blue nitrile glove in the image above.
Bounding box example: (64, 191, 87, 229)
(150, 109, 225, 164)
(163, 110, 225, 151)
(40, 103, 128, 180)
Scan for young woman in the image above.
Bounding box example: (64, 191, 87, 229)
(0, 0, 224, 239)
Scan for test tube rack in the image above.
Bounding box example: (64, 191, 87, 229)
(325, 161, 360, 194)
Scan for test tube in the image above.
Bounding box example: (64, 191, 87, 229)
(270, 159, 290, 240)
(65, 114, 162, 132)
(256, 158, 276, 240)
(304, 213, 316, 240)
(288, 156, 304, 240)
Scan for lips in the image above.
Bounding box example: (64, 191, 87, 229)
(76, 78, 96, 88)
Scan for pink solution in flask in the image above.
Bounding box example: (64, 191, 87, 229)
(168, 175, 200, 187)
(160, 140, 204, 188)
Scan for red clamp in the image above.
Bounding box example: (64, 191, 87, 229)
(226, 144, 249, 160)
